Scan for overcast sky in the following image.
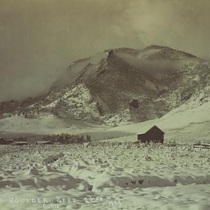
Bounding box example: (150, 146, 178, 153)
(1, 0, 210, 101)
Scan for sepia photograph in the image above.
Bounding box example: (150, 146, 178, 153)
(0, 0, 210, 209)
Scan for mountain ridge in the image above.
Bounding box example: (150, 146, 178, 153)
(0, 45, 209, 127)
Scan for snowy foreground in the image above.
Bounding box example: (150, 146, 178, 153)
(0, 143, 210, 210)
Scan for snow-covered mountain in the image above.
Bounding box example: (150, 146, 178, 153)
(0, 45, 209, 127)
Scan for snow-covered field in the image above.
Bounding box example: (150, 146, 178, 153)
(0, 143, 210, 210)
(0, 82, 210, 209)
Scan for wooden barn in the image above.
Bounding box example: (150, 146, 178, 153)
(137, 125, 165, 144)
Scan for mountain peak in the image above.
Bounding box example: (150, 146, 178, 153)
(0, 45, 209, 127)
(140, 45, 202, 62)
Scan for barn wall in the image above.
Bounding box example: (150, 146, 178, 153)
(147, 133, 164, 143)
(146, 130, 164, 143)
(138, 134, 147, 143)
(138, 127, 164, 143)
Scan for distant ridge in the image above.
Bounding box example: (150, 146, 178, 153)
(0, 45, 209, 126)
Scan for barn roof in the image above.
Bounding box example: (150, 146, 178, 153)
(137, 125, 165, 135)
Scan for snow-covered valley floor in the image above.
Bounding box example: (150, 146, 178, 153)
(0, 143, 210, 210)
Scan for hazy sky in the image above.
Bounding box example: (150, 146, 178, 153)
(1, 0, 210, 101)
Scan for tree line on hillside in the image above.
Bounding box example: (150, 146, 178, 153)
(0, 134, 91, 145)
(42, 133, 91, 144)
(0, 92, 62, 118)
(0, 97, 43, 117)
(0, 98, 73, 119)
